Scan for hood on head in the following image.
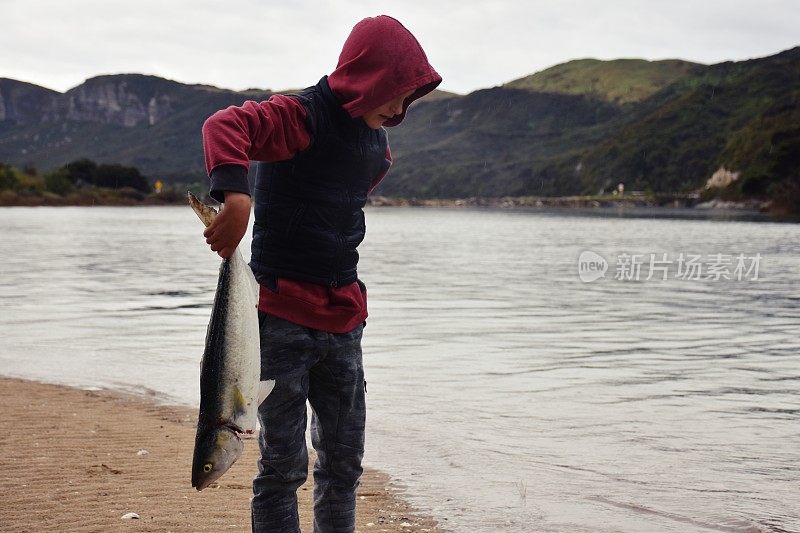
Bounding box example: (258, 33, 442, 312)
(328, 15, 442, 127)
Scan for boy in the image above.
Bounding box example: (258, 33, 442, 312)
(201, 15, 441, 533)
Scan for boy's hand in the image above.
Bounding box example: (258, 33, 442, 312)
(204, 191, 251, 258)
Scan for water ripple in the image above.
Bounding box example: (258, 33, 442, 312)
(1, 206, 799, 532)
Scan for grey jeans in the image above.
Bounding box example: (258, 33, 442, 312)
(251, 311, 366, 533)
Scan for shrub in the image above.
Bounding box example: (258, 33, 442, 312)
(0, 163, 19, 191)
(64, 158, 98, 185)
(94, 164, 151, 193)
(44, 169, 74, 195)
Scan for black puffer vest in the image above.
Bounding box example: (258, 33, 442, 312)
(250, 76, 389, 287)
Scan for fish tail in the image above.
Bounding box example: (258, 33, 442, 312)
(187, 191, 218, 227)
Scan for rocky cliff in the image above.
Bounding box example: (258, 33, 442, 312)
(0, 74, 273, 178)
(0, 79, 60, 123)
(0, 75, 187, 127)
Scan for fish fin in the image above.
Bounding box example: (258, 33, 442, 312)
(187, 191, 218, 227)
(258, 380, 276, 406)
(233, 386, 247, 416)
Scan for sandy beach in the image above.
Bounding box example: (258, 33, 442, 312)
(0, 378, 443, 532)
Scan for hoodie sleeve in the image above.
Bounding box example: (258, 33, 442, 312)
(202, 95, 311, 202)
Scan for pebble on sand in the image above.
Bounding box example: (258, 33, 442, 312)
(136, 449, 149, 456)
(121, 512, 140, 520)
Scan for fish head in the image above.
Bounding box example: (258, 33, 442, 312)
(191, 425, 244, 491)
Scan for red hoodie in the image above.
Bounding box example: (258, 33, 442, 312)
(202, 15, 441, 333)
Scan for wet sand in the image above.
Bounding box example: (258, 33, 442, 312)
(0, 378, 443, 532)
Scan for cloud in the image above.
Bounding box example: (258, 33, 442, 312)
(0, 0, 797, 94)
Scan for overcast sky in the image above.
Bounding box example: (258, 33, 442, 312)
(1, 0, 798, 95)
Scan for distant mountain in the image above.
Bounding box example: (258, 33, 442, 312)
(0, 74, 272, 180)
(385, 46, 799, 203)
(1, 47, 798, 207)
(384, 86, 621, 197)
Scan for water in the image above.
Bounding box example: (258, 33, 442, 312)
(1, 206, 799, 532)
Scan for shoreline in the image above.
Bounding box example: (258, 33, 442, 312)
(0, 377, 443, 532)
(366, 194, 769, 211)
(0, 192, 771, 211)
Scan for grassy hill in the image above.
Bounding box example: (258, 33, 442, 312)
(505, 58, 701, 104)
(382, 46, 799, 210)
(576, 46, 800, 195)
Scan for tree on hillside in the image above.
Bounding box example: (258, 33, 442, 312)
(0, 163, 20, 191)
(58, 158, 151, 193)
(64, 158, 98, 185)
(94, 164, 151, 193)
(44, 169, 74, 195)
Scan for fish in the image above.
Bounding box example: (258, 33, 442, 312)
(188, 192, 274, 491)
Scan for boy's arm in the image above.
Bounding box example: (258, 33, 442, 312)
(202, 95, 311, 203)
(201, 95, 311, 258)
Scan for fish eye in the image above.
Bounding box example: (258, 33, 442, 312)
(203, 463, 213, 473)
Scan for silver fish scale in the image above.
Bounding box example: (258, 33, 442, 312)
(199, 247, 260, 433)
